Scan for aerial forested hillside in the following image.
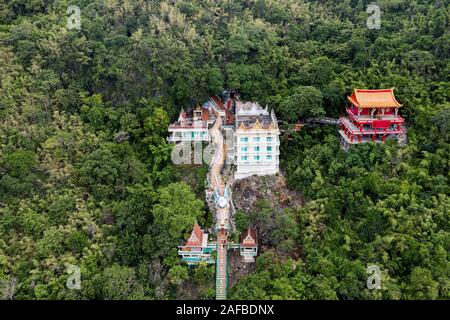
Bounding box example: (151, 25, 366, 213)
(0, 0, 449, 299)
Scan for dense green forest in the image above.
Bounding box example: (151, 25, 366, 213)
(0, 0, 449, 299)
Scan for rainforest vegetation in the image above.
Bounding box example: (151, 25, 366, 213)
(0, 0, 449, 299)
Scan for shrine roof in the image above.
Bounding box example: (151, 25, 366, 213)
(201, 107, 210, 121)
(211, 95, 225, 110)
(240, 227, 257, 247)
(348, 89, 402, 109)
(186, 223, 203, 247)
(236, 114, 277, 131)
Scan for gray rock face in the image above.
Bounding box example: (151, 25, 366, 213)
(232, 173, 304, 215)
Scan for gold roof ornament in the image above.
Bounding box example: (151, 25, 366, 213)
(267, 122, 277, 131)
(252, 118, 263, 130)
(236, 122, 247, 132)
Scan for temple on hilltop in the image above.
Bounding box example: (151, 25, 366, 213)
(167, 91, 281, 180)
(177, 223, 214, 265)
(170, 91, 277, 299)
(233, 101, 280, 179)
(339, 88, 406, 147)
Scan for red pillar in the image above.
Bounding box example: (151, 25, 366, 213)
(358, 135, 362, 143)
(372, 134, 376, 142)
(382, 135, 386, 142)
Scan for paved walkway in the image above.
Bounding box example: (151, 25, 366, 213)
(216, 229, 228, 300)
(208, 114, 231, 299)
(209, 116, 225, 195)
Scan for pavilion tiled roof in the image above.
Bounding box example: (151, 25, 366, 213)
(240, 227, 257, 247)
(236, 115, 276, 131)
(348, 89, 402, 109)
(186, 223, 203, 247)
(201, 107, 210, 121)
(211, 96, 225, 110)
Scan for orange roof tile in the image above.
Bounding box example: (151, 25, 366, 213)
(212, 96, 225, 110)
(186, 223, 203, 247)
(348, 89, 402, 109)
(240, 227, 257, 247)
(201, 108, 209, 121)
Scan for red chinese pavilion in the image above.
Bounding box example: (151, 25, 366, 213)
(339, 89, 405, 147)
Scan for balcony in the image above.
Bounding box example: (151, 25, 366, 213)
(339, 117, 404, 136)
(235, 159, 280, 166)
(347, 108, 405, 124)
(167, 130, 209, 142)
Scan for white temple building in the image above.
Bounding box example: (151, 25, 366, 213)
(234, 101, 280, 179)
(167, 93, 280, 180)
(167, 107, 211, 142)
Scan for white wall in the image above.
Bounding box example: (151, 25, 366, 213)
(234, 130, 280, 179)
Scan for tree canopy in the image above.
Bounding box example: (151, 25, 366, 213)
(0, 0, 448, 300)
